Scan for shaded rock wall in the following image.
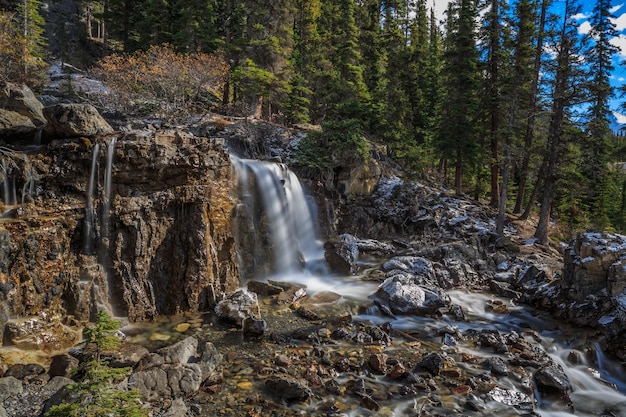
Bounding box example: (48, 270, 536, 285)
(0, 129, 240, 333)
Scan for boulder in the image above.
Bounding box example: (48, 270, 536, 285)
(48, 354, 80, 378)
(324, 234, 359, 275)
(128, 337, 223, 402)
(215, 288, 260, 325)
(375, 274, 450, 316)
(101, 342, 149, 368)
(0, 110, 38, 140)
(0, 82, 46, 126)
(0, 376, 22, 402)
(43, 103, 113, 139)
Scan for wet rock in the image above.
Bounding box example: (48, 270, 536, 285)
(534, 364, 571, 394)
(264, 375, 312, 402)
(48, 353, 80, 378)
(383, 256, 435, 282)
(478, 330, 509, 353)
(376, 274, 450, 316)
(247, 280, 283, 296)
(43, 103, 113, 139)
(215, 289, 261, 325)
(324, 234, 359, 275)
(296, 305, 322, 321)
(416, 352, 444, 376)
(487, 387, 533, 409)
(2, 316, 81, 352)
(485, 357, 509, 376)
(242, 316, 267, 338)
(368, 353, 388, 374)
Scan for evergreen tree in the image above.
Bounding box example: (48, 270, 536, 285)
(496, 0, 538, 234)
(581, 0, 619, 229)
(478, 0, 510, 207)
(517, 0, 551, 217)
(436, 0, 481, 194)
(232, 0, 295, 119)
(1, 0, 48, 87)
(534, 0, 584, 243)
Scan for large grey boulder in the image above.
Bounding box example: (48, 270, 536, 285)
(43, 103, 113, 139)
(0, 82, 46, 140)
(0, 82, 46, 126)
(324, 233, 359, 275)
(376, 274, 450, 315)
(128, 337, 223, 402)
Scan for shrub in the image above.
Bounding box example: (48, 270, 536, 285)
(90, 44, 228, 117)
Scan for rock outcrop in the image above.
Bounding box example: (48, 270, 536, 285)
(43, 103, 114, 139)
(0, 118, 240, 347)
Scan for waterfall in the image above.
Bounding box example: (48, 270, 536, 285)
(232, 157, 325, 280)
(102, 137, 117, 240)
(84, 143, 100, 254)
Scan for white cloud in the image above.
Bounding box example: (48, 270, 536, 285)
(613, 111, 626, 125)
(611, 34, 626, 57)
(578, 21, 592, 35)
(612, 12, 626, 31)
(610, 4, 624, 14)
(572, 12, 590, 20)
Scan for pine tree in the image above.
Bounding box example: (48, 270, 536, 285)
(478, 0, 510, 207)
(517, 0, 551, 218)
(496, 0, 537, 234)
(436, 0, 482, 194)
(534, 0, 585, 243)
(581, 0, 619, 229)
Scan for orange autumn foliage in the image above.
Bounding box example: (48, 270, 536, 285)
(91, 44, 228, 117)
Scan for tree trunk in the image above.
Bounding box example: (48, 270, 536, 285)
(513, 0, 548, 214)
(534, 1, 571, 243)
(455, 155, 463, 195)
(488, 0, 500, 208)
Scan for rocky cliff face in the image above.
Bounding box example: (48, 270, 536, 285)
(0, 125, 240, 340)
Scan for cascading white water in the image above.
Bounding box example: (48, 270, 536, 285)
(102, 137, 117, 239)
(232, 157, 325, 278)
(84, 143, 100, 254)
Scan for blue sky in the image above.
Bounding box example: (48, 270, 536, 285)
(433, 0, 626, 121)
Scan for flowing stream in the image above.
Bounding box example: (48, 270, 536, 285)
(231, 158, 626, 417)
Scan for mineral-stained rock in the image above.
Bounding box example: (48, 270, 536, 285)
(2, 317, 80, 352)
